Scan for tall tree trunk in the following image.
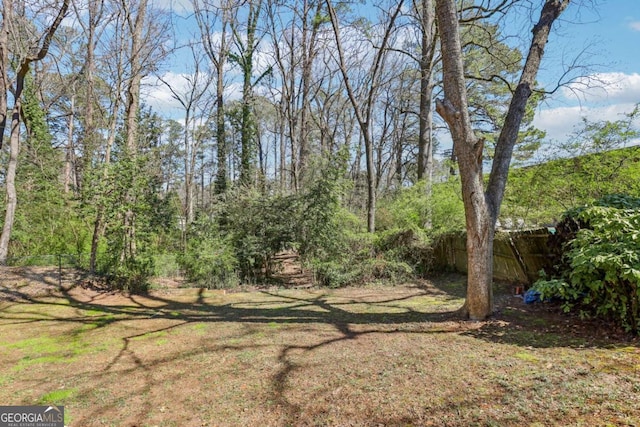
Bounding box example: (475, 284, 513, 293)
(326, 0, 404, 233)
(416, 0, 435, 185)
(183, 111, 193, 225)
(395, 128, 403, 187)
(89, 58, 121, 272)
(237, 0, 262, 187)
(287, 18, 299, 192)
(215, 6, 230, 194)
(215, 62, 227, 193)
(0, 102, 21, 263)
(0, 0, 69, 264)
(121, 0, 148, 260)
(193, 0, 230, 195)
(64, 91, 76, 194)
(279, 102, 286, 192)
(435, 0, 570, 319)
(0, 0, 10, 149)
(82, 0, 104, 272)
(296, 0, 322, 186)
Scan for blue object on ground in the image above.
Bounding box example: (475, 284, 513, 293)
(524, 289, 542, 304)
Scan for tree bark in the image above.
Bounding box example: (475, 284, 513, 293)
(0, 0, 69, 264)
(326, 0, 404, 233)
(435, 0, 570, 319)
(121, 0, 149, 260)
(416, 0, 436, 185)
(0, 102, 21, 263)
(0, 0, 10, 150)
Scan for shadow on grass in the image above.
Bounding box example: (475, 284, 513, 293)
(0, 280, 466, 424)
(0, 273, 637, 425)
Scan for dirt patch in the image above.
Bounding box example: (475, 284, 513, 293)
(0, 266, 86, 301)
(0, 269, 638, 426)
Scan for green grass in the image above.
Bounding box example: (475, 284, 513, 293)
(0, 279, 638, 426)
(38, 388, 77, 405)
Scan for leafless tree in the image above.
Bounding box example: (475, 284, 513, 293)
(158, 44, 215, 226)
(0, 0, 70, 264)
(193, 0, 234, 194)
(326, 0, 405, 232)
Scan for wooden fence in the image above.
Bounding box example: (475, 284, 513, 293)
(432, 228, 552, 284)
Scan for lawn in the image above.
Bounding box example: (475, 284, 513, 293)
(0, 269, 638, 426)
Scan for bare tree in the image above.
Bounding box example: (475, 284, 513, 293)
(193, 0, 234, 194)
(74, 0, 106, 193)
(435, 0, 570, 319)
(265, 0, 326, 191)
(230, 0, 267, 187)
(415, 0, 436, 185)
(326, 0, 405, 232)
(89, 0, 127, 272)
(0, 0, 70, 264)
(158, 45, 215, 226)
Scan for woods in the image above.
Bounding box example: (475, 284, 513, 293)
(4, 4, 640, 424)
(0, 0, 638, 320)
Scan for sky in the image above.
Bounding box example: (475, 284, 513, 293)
(146, 0, 640, 151)
(529, 1, 640, 145)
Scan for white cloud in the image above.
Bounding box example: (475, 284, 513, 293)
(629, 21, 640, 32)
(533, 72, 640, 143)
(533, 102, 639, 144)
(142, 71, 245, 120)
(142, 73, 192, 118)
(560, 72, 640, 105)
(151, 0, 193, 15)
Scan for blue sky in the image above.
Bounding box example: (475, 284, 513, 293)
(530, 1, 640, 144)
(147, 0, 640, 149)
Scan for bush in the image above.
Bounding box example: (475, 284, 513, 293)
(375, 228, 433, 277)
(177, 154, 435, 289)
(310, 231, 374, 288)
(103, 255, 154, 294)
(179, 233, 239, 288)
(533, 195, 640, 333)
(376, 179, 465, 235)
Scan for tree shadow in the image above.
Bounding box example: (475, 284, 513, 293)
(0, 282, 469, 424)
(467, 298, 639, 349)
(0, 276, 637, 425)
(417, 272, 468, 298)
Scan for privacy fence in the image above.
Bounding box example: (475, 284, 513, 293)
(433, 228, 553, 285)
(2, 233, 552, 286)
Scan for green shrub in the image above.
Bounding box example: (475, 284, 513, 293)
(179, 234, 238, 289)
(376, 179, 465, 235)
(376, 228, 433, 277)
(533, 195, 640, 333)
(376, 182, 432, 232)
(153, 254, 183, 278)
(103, 255, 154, 294)
(310, 231, 374, 288)
(221, 188, 300, 281)
(430, 179, 465, 234)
